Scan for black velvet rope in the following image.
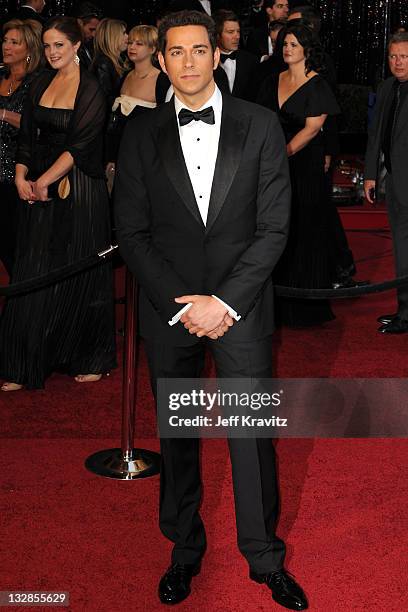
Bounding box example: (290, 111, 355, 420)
(0, 244, 407, 300)
(275, 276, 408, 299)
(0, 246, 118, 297)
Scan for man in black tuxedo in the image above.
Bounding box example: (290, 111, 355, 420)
(246, 0, 289, 60)
(13, 0, 46, 24)
(169, 0, 229, 15)
(214, 9, 259, 101)
(114, 10, 308, 610)
(365, 32, 408, 333)
(76, 2, 103, 69)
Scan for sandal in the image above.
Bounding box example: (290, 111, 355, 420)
(74, 374, 105, 383)
(1, 382, 24, 391)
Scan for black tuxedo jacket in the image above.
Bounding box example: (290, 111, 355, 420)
(169, 0, 229, 12)
(365, 76, 408, 202)
(13, 6, 44, 23)
(114, 93, 290, 346)
(219, 50, 259, 102)
(246, 24, 270, 60)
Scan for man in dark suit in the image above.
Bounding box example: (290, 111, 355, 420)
(214, 9, 259, 101)
(365, 32, 408, 333)
(169, 0, 229, 15)
(13, 0, 46, 24)
(76, 2, 103, 69)
(246, 0, 289, 60)
(114, 9, 308, 611)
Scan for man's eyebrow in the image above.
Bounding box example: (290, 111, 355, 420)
(167, 43, 209, 50)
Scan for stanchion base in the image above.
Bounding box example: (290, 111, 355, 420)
(85, 448, 160, 480)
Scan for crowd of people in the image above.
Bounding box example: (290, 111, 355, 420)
(0, 1, 355, 393)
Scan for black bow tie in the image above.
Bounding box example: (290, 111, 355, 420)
(220, 51, 237, 63)
(178, 106, 215, 127)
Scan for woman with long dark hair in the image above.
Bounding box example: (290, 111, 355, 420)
(0, 16, 116, 390)
(258, 24, 340, 327)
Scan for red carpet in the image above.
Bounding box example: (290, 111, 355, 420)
(1, 210, 408, 610)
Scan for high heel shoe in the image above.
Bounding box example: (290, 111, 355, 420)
(74, 373, 109, 383)
(1, 382, 24, 391)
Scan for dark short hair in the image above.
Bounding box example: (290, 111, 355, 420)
(264, 0, 284, 9)
(268, 19, 286, 33)
(158, 10, 217, 54)
(389, 31, 408, 48)
(76, 2, 103, 22)
(213, 10, 240, 37)
(284, 23, 325, 75)
(289, 5, 321, 33)
(43, 16, 83, 45)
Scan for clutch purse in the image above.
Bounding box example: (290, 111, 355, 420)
(57, 175, 71, 199)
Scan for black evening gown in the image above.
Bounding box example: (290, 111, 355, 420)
(258, 74, 340, 327)
(0, 106, 117, 388)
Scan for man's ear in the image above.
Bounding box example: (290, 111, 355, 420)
(213, 46, 220, 70)
(158, 51, 168, 74)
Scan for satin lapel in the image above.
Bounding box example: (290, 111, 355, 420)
(379, 78, 397, 141)
(395, 89, 408, 137)
(157, 104, 204, 228)
(231, 55, 244, 97)
(376, 81, 393, 143)
(205, 98, 249, 233)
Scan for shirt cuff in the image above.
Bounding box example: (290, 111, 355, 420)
(168, 303, 193, 326)
(211, 295, 241, 321)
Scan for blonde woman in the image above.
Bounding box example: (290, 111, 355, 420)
(120, 25, 160, 107)
(107, 25, 160, 169)
(91, 18, 128, 108)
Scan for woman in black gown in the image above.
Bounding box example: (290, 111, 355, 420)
(0, 19, 43, 276)
(258, 24, 340, 327)
(0, 16, 116, 390)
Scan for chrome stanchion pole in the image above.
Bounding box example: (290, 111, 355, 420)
(85, 267, 160, 479)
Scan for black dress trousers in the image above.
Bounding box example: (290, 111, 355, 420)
(145, 335, 286, 573)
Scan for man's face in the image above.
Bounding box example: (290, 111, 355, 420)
(266, 1, 289, 22)
(218, 20, 240, 52)
(158, 25, 219, 104)
(288, 11, 302, 21)
(34, 0, 46, 12)
(389, 42, 408, 82)
(80, 17, 100, 42)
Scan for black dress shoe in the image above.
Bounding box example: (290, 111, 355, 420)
(378, 316, 408, 334)
(250, 568, 308, 610)
(377, 313, 398, 325)
(158, 562, 201, 605)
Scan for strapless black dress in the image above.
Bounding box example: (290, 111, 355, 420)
(0, 106, 117, 388)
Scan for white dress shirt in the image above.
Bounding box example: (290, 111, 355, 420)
(168, 86, 241, 327)
(199, 0, 212, 15)
(174, 86, 221, 225)
(260, 38, 273, 63)
(220, 53, 237, 93)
